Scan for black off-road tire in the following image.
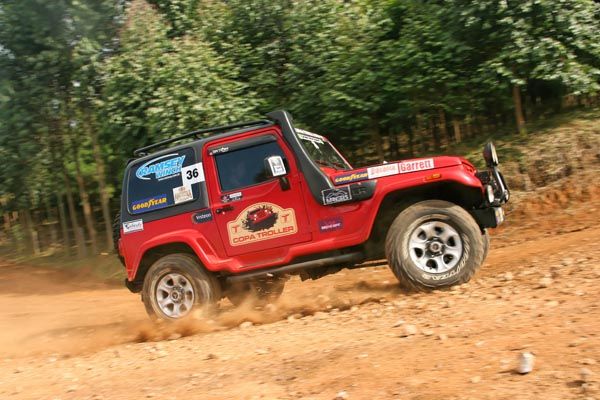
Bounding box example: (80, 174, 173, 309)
(385, 200, 485, 291)
(225, 278, 286, 307)
(142, 254, 221, 321)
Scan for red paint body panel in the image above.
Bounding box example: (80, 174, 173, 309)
(120, 126, 484, 281)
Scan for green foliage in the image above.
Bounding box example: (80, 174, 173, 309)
(146, 0, 200, 37)
(99, 1, 259, 170)
(444, 0, 600, 93)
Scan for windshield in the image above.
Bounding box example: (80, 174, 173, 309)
(295, 128, 352, 171)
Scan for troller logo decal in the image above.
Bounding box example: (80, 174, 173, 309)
(227, 202, 297, 246)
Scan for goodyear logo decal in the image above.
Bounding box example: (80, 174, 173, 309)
(131, 194, 169, 214)
(332, 169, 368, 185)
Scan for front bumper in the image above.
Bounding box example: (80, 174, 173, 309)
(476, 166, 510, 206)
(473, 165, 510, 228)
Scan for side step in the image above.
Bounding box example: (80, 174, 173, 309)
(225, 252, 365, 283)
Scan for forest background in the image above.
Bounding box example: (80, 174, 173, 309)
(0, 0, 599, 258)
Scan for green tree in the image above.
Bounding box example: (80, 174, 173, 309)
(444, 0, 600, 135)
(99, 0, 259, 173)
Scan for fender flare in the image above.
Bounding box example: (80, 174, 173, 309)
(127, 229, 220, 282)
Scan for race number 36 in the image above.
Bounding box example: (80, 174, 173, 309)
(181, 162, 204, 187)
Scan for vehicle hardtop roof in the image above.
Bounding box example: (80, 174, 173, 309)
(132, 119, 275, 158)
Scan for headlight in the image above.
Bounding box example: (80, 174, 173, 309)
(485, 184, 495, 204)
(483, 142, 499, 167)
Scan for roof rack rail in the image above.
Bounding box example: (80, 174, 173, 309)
(132, 119, 273, 157)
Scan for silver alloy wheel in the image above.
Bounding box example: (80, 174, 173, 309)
(408, 220, 463, 273)
(156, 273, 195, 318)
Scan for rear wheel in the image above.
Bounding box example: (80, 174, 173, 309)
(225, 278, 286, 307)
(385, 200, 485, 291)
(142, 254, 221, 321)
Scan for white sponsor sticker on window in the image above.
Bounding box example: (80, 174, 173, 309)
(181, 162, 204, 188)
(123, 219, 143, 234)
(173, 185, 193, 204)
(298, 133, 324, 145)
(367, 163, 400, 179)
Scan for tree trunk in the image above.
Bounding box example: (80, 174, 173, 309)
(465, 115, 473, 138)
(57, 193, 70, 255)
(87, 121, 112, 251)
(3, 212, 10, 235)
(407, 129, 414, 157)
(73, 151, 98, 256)
(63, 170, 85, 258)
(452, 119, 462, 143)
(512, 84, 527, 135)
(438, 108, 449, 147)
(2, 211, 11, 245)
(370, 117, 385, 163)
(21, 208, 40, 255)
(430, 116, 440, 150)
(416, 114, 427, 153)
(388, 129, 399, 159)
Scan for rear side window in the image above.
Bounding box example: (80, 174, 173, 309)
(215, 141, 285, 192)
(127, 147, 200, 215)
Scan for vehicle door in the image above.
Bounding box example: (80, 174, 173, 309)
(206, 132, 312, 257)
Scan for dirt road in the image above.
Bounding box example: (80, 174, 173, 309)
(1, 186, 599, 400)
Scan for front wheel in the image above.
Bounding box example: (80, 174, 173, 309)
(142, 254, 221, 321)
(385, 200, 485, 291)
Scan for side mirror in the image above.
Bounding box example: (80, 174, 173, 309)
(265, 155, 287, 178)
(483, 142, 499, 167)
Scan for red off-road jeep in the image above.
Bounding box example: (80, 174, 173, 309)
(116, 110, 509, 320)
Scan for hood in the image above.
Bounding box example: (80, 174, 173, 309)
(328, 155, 469, 185)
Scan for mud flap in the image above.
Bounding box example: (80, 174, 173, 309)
(124, 278, 143, 293)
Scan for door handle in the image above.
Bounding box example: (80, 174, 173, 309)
(215, 205, 234, 214)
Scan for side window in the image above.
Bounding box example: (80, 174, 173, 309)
(127, 147, 200, 215)
(215, 141, 286, 192)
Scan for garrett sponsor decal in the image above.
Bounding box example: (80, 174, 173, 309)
(398, 158, 434, 173)
(130, 195, 169, 214)
(332, 169, 368, 185)
(322, 186, 352, 205)
(122, 219, 143, 234)
(367, 163, 400, 179)
(319, 216, 343, 233)
(227, 202, 297, 246)
(135, 153, 186, 181)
